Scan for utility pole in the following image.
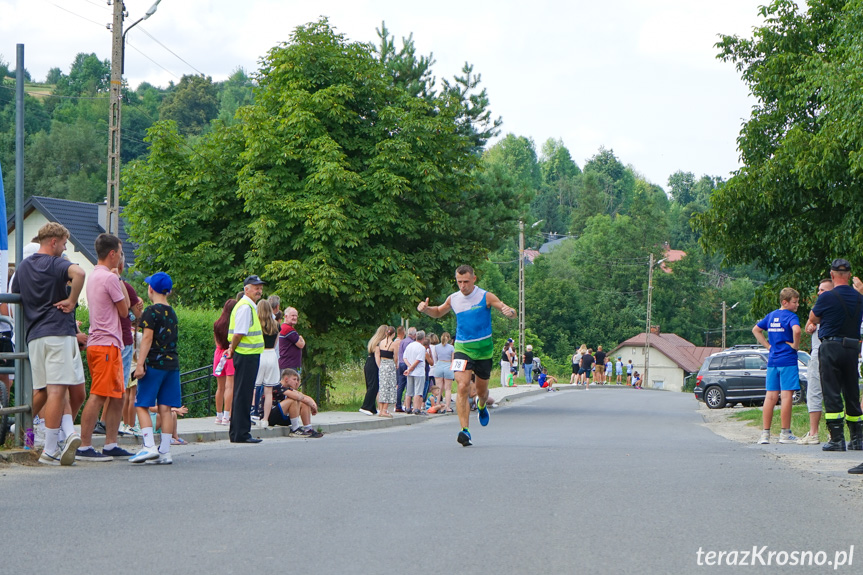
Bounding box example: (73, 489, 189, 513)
(518, 220, 525, 367)
(106, 0, 124, 235)
(722, 301, 727, 349)
(644, 253, 654, 387)
(106, 0, 161, 236)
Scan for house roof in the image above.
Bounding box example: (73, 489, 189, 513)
(611, 332, 722, 373)
(660, 248, 687, 273)
(8, 196, 135, 266)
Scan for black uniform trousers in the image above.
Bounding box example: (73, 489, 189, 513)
(819, 340, 863, 420)
(230, 352, 261, 442)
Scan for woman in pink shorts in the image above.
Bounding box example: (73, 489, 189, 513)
(212, 298, 237, 425)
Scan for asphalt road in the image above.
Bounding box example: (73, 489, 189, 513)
(3, 388, 862, 574)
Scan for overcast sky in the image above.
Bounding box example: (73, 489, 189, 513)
(1, 0, 767, 188)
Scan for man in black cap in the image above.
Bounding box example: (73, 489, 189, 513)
(225, 275, 267, 443)
(808, 259, 863, 471)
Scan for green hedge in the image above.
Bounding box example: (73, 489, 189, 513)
(77, 305, 218, 418)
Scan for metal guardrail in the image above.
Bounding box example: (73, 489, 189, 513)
(180, 365, 214, 416)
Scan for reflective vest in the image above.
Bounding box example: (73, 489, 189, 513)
(229, 297, 264, 355)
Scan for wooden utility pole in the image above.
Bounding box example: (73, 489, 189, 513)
(518, 220, 525, 367)
(106, 0, 124, 235)
(644, 253, 655, 387)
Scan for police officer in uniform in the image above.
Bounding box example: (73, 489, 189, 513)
(808, 259, 863, 472)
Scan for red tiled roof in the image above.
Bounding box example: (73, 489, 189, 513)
(660, 248, 687, 273)
(610, 332, 722, 373)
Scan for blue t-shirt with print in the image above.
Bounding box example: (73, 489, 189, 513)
(756, 309, 800, 367)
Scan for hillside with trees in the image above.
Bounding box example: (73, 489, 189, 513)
(0, 17, 775, 376)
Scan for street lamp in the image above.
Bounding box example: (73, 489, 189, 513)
(643, 254, 667, 388)
(721, 301, 739, 349)
(518, 219, 543, 368)
(106, 0, 162, 235)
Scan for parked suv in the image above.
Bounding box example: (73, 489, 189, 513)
(693, 345, 808, 409)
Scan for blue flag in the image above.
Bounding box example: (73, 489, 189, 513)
(0, 161, 7, 294)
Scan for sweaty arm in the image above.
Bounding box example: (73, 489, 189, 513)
(486, 292, 516, 319)
(417, 296, 452, 318)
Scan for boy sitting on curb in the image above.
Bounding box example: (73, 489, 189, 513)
(266, 368, 323, 438)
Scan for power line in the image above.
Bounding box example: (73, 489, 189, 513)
(137, 26, 205, 77)
(125, 40, 180, 80)
(78, 0, 109, 10)
(38, 0, 107, 28)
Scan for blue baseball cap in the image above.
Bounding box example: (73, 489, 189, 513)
(145, 272, 173, 294)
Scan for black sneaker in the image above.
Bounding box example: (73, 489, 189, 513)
(457, 429, 472, 447)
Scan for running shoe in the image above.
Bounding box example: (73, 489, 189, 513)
(457, 429, 472, 447)
(59, 432, 81, 466)
(38, 448, 62, 466)
(757, 430, 770, 445)
(477, 400, 490, 427)
(778, 430, 799, 444)
(129, 446, 159, 464)
(144, 451, 173, 465)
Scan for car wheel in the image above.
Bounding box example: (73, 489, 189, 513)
(793, 384, 806, 405)
(705, 385, 726, 409)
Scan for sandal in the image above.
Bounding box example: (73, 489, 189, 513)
(378, 412, 393, 418)
(170, 437, 188, 445)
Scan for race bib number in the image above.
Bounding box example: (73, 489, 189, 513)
(452, 359, 468, 372)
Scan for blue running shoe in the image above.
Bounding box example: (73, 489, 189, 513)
(477, 399, 490, 427)
(457, 429, 472, 447)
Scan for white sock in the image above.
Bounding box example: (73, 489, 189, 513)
(291, 422, 301, 432)
(142, 426, 155, 448)
(103, 442, 117, 451)
(216, 411, 223, 419)
(159, 432, 171, 454)
(61, 414, 75, 438)
(45, 428, 60, 454)
(303, 424, 312, 431)
(224, 411, 230, 419)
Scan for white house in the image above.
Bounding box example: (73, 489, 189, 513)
(7, 197, 136, 303)
(610, 328, 722, 392)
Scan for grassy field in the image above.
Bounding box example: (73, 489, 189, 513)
(731, 404, 829, 440)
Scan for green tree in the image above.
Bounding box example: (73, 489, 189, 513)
(695, 0, 858, 314)
(216, 68, 255, 125)
(159, 74, 219, 136)
(124, 19, 516, 386)
(583, 146, 635, 214)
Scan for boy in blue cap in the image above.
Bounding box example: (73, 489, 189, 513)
(130, 272, 180, 465)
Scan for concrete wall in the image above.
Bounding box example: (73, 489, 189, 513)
(616, 345, 686, 392)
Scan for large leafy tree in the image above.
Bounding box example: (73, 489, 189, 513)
(695, 0, 862, 312)
(124, 19, 517, 376)
(159, 74, 219, 136)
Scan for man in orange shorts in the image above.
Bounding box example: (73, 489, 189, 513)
(76, 234, 132, 461)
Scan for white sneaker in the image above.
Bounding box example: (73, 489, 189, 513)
(758, 430, 770, 444)
(778, 431, 799, 444)
(258, 420, 269, 429)
(796, 431, 821, 445)
(145, 451, 172, 465)
(38, 448, 61, 466)
(129, 446, 159, 464)
(59, 432, 81, 466)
